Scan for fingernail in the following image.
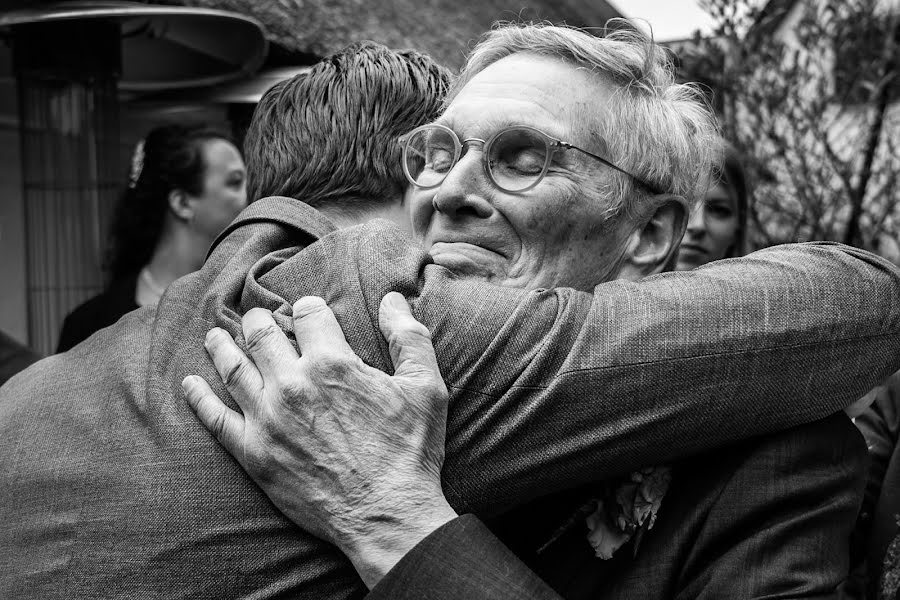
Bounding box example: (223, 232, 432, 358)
(384, 292, 406, 311)
(206, 328, 226, 347)
(182, 375, 196, 393)
(293, 296, 326, 317)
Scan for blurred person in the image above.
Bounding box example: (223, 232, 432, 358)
(675, 145, 749, 270)
(56, 124, 247, 352)
(1, 35, 899, 600)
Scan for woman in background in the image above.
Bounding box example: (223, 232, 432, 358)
(675, 146, 749, 271)
(56, 124, 247, 352)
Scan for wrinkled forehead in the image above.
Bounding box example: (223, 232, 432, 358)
(439, 53, 615, 145)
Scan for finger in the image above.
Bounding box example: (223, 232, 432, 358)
(182, 375, 246, 456)
(378, 292, 443, 382)
(292, 297, 354, 358)
(242, 308, 301, 381)
(205, 327, 263, 411)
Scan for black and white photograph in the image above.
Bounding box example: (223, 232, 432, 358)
(0, 0, 898, 598)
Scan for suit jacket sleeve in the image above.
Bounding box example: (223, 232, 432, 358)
(248, 216, 900, 515)
(367, 515, 563, 600)
(673, 413, 868, 600)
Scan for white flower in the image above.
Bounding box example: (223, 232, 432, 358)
(584, 466, 672, 560)
(586, 500, 632, 559)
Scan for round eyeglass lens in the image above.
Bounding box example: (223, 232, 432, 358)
(404, 126, 458, 188)
(487, 127, 551, 192)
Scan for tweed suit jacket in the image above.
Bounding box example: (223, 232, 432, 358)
(501, 412, 867, 599)
(2, 196, 899, 599)
(371, 413, 867, 600)
(381, 420, 871, 600)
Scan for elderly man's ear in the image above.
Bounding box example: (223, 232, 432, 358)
(618, 196, 688, 281)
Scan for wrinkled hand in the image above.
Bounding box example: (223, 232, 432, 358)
(182, 293, 457, 587)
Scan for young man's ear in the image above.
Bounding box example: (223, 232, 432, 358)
(168, 189, 194, 222)
(618, 196, 688, 281)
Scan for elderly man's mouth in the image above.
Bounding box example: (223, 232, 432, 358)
(428, 242, 507, 278)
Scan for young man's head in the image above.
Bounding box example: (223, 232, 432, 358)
(244, 42, 451, 227)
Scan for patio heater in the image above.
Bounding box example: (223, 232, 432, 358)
(0, 2, 266, 354)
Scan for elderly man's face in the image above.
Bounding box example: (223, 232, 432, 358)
(406, 53, 634, 291)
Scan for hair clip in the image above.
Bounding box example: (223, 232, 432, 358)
(128, 139, 145, 189)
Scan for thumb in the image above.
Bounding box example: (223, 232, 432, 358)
(378, 292, 443, 384)
(182, 375, 247, 459)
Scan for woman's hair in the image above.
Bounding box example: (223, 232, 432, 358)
(106, 124, 234, 282)
(715, 145, 750, 258)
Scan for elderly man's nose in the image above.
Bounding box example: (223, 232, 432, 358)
(431, 153, 493, 219)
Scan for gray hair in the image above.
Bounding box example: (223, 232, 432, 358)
(449, 21, 721, 221)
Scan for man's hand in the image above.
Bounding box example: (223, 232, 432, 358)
(182, 293, 457, 587)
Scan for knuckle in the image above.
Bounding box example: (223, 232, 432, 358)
(273, 374, 310, 406)
(312, 351, 354, 375)
(221, 357, 251, 388)
(207, 407, 229, 441)
(244, 323, 282, 354)
(427, 381, 449, 403)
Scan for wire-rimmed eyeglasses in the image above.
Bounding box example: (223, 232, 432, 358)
(397, 123, 662, 195)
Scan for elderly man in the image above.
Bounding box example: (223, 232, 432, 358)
(1, 33, 898, 600)
(184, 25, 898, 599)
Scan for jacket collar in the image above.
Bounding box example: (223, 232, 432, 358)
(208, 196, 338, 260)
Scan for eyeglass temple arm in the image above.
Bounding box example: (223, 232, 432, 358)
(563, 143, 663, 195)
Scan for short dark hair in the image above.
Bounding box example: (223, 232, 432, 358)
(244, 41, 451, 208)
(107, 124, 234, 282)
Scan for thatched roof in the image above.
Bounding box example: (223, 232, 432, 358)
(0, 0, 626, 70)
(157, 0, 625, 70)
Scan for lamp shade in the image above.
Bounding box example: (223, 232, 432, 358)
(139, 66, 311, 103)
(0, 1, 268, 90)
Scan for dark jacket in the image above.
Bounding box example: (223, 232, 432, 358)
(854, 371, 900, 599)
(0, 330, 39, 387)
(56, 273, 139, 353)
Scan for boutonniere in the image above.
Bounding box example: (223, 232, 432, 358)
(536, 465, 672, 560)
(585, 466, 672, 560)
